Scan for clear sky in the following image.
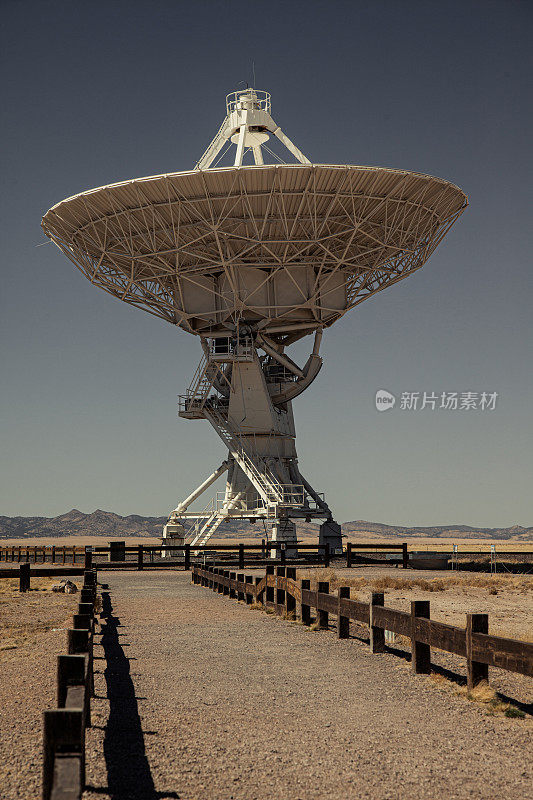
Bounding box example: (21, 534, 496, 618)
(1, 0, 531, 526)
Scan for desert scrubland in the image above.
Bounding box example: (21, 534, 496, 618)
(2, 533, 532, 552)
(0, 578, 78, 796)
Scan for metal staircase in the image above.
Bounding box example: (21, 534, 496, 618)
(178, 355, 221, 419)
(188, 490, 245, 548)
(203, 403, 285, 507)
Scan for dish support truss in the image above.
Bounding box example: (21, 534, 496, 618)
(162, 329, 342, 555)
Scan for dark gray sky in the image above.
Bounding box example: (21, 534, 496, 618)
(1, 0, 531, 526)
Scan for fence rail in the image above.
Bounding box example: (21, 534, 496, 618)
(0, 541, 409, 570)
(42, 568, 99, 800)
(191, 565, 533, 689)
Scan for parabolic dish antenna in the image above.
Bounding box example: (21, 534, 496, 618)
(42, 88, 467, 554)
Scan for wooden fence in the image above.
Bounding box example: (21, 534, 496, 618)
(42, 569, 98, 800)
(191, 565, 533, 690)
(4, 550, 95, 589)
(0, 541, 409, 570)
(0, 545, 86, 565)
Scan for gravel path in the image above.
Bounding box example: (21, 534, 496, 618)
(83, 571, 532, 800)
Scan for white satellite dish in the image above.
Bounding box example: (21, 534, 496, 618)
(42, 86, 467, 555)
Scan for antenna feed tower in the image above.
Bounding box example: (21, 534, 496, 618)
(196, 87, 311, 169)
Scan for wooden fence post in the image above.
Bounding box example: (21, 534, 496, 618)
(80, 588, 95, 606)
(57, 655, 87, 707)
(261, 539, 266, 557)
(402, 543, 409, 569)
(324, 543, 330, 568)
(370, 592, 385, 653)
(466, 613, 489, 689)
(237, 573, 245, 601)
(275, 567, 286, 615)
(346, 542, 352, 568)
(57, 652, 91, 728)
(229, 572, 237, 598)
(51, 546, 55, 564)
(73, 614, 92, 632)
(265, 565, 275, 610)
(411, 600, 431, 674)
(77, 602, 93, 616)
(245, 575, 254, 605)
(137, 545, 144, 571)
(238, 543, 245, 570)
(337, 586, 350, 639)
(84, 548, 93, 571)
(222, 570, 230, 596)
(279, 544, 286, 564)
(285, 568, 296, 618)
(217, 569, 224, 594)
(299, 579, 311, 625)
(184, 544, 191, 571)
(67, 628, 90, 656)
(42, 709, 84, 800)
(254, 576, 263, 604)
(83, 570, 96, 588)
(317, 581, 329, 629)
(19, 563, 30, 592)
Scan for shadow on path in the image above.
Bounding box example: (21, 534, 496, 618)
(98, 591, 180, 799)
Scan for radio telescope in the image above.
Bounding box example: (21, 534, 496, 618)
(42, 88, 467, 554)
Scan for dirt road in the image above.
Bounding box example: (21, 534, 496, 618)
(81, 571, 532, 800)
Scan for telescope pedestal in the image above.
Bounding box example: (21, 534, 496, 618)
(170, 334, 343, 554)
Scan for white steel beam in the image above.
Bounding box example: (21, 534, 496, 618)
(172, 461, 228, 514)
(234, 115, 248, 166)
(272, 126, 311, 165)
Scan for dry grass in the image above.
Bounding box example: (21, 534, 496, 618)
(0, 577, 61, 596)
(298, 569, 533, 594)
(0, 577, 78, 654)
(429, 675, 526, 719)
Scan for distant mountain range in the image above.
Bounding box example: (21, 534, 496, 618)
(0, 509, 531, 541)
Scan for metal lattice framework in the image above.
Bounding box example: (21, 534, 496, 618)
(41, 164, 467, 339)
